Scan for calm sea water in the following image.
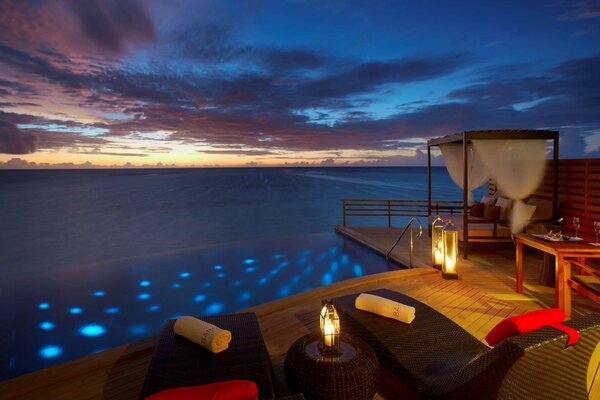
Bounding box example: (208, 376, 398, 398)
(0, 167, 479, 279)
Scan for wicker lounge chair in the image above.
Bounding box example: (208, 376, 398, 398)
(140, 312, 279, 400)
(333, 289, 600, 400)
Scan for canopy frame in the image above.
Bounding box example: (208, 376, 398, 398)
(427, 129, 559, 258)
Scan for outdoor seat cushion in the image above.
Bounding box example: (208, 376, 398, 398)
(140, 312, 276, 400)
(428, 214, 511, 241)
(333, 289, 488, 396)
(145, 380, 258, 400)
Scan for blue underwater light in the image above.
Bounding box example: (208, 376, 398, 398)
(79, 324, 106, 337)
(39, 345, 62, 359)
(39, 321, 55, 330)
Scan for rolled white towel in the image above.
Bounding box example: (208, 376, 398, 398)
(174, 316, 232, 353)
(355, 293, 415, 324)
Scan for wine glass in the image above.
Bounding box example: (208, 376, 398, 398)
(573, 217, 580, 239)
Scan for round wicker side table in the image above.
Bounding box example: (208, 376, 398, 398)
(284, 333, 379, 400)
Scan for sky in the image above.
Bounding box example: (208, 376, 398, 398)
(0, 0, 599, 168)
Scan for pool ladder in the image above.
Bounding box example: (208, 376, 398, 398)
(386, 217, 423, 268)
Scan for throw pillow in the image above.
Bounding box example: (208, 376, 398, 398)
(496, 197, 513, 220)
(145, 380, 259, 400)
(484, 205, 501, 221)
(523, 203, 537, 221)
(470, 201, 484, 218)
(485, 308, 578, 347)
(527, 196, 553, 221)
(481, 194, 497, 216)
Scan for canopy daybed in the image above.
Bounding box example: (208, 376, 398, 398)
(427, 130, 559, 258)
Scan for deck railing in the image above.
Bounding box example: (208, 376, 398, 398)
(342, 199, 463, 227)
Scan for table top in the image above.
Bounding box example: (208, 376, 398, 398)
(514, 233, 600, 255)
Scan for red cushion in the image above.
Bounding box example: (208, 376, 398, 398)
(145, 380, 258, 400)
(485, 308, 565, 346)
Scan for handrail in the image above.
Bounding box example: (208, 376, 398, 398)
(342, 198, 463, 227)
(386, 217, 423, 268)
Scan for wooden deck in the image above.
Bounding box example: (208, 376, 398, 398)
(1, 227, 599, 399)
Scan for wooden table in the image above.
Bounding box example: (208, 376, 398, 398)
(514, 233, 600, 317)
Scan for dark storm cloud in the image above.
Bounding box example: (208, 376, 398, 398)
(67, 0, 156, 53)
(0, 120, 37, 154)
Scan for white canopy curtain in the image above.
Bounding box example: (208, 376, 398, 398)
(472, 139, 547, 233)
(439, 143, 488, 203)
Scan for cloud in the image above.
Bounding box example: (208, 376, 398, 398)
(0, 4, 598, 165)
(67, 0, 156, 54)
(0, 120, 37, 154)
(0, 157, 172, 169)
(559, 0, 600, 21)
(297, 54, 470, 99)
(197, 149, 279, 156)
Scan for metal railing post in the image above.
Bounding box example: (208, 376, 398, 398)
(387, 200, 391, 228)
(409, 222, 413, 267)
(342, 200, 346, 226)
(386, 217, 423, 268)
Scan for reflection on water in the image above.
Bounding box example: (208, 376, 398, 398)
(0, 232, 399, 380)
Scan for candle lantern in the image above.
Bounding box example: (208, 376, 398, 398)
(431, 216, 445, 268)
(319, 300, 341, 356)
(442, 220, 458, 279)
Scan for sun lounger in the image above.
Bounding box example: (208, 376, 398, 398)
(140, 312, 278, 400)
(333, 289, 600, 399)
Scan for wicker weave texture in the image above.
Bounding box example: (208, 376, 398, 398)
(140, 312, 276, 400)
(284, 333, 379, 400)
(333, 289, 487, 396)
(333, 289, 600, 400)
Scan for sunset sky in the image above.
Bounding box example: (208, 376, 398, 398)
(0, 0, 599, 168)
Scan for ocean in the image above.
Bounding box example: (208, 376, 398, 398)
(0, 167, 479, 279)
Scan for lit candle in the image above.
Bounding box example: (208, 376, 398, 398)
(445, 256, 455, 273)
(324, 320, 334, 347)
(434, 248, 443, 265)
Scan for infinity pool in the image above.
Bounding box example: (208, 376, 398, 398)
(0, 232, 401, 380)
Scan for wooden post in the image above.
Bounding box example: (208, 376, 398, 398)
(342, 200, 346, 226)
(553, 134, 559, 220)
(427, 144, 432, 216)
(585, 160, 590, 239)
(463, 132, 469, 259)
